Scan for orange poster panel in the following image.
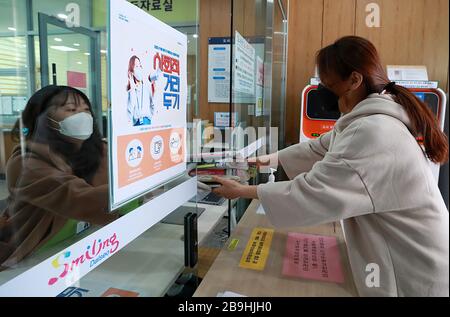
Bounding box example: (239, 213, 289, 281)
(117, 128, 185, 188)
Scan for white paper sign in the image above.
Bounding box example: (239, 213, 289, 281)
(208, 38, 231, 103)
(234, 31, 255, 96)
(214, 112, 238, 128)
(387, 65, 429, 81)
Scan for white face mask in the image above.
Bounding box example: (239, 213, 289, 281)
(50, 112, 94, 140)
(134, 67, 143, 81)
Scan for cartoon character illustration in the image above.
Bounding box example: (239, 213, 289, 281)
(136, 146, 142, 159)
(128, 147, 136, 161)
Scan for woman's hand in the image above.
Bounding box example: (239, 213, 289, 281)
(211, 176, 259, 200)
(247, 157, 258, 168)
(248, 153, 279, 168)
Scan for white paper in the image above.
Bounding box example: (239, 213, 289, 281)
(214, 112, 237, 128)
(208, 40, 231, 103)
(387, 65, 429, 81)
(234, 31, 255, 96)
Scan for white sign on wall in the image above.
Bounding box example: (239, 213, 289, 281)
(387, 65, 429, 81)
(214, 112, 238, 128)
(234, 31, 256, 96)
(208, 37, 231, 103)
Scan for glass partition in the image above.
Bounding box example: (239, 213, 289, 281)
(0, 0, 287, 296)
(0, 0, 200, 297)
(230, 0, 288, 220)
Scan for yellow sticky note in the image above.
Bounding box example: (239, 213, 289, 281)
(228, 239, 239, 251)
(239, 227, 274, 271)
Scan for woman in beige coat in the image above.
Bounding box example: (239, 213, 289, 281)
(213, 36, 449, 297)
(0, 86, 118, 270)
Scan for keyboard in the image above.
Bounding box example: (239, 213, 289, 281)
(198, 192, 226, 205)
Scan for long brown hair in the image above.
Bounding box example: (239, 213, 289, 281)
(317, 36, 448, 164)
(127, 55, 140, 91)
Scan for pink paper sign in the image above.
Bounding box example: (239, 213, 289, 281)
(282, 233, 344, 283)
(67, 71, 87, 88)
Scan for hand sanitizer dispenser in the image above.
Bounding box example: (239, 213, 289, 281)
(257, 168, 276, 215)
(268, 168, 277, 183)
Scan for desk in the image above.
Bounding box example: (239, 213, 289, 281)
(194, 200, 358, 297)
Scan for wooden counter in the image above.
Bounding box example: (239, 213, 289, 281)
(194, 200, 358, 297)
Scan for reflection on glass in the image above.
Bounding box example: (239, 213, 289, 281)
(46, 24, 92, 99)
(0, 86, 118, 271)
(0, 0, 199, 295)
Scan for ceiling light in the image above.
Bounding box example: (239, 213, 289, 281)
(50, 45, 79, 52)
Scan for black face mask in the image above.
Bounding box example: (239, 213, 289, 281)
(316, 84, 340, 113)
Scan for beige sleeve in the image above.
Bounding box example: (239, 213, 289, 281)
(8, 156, 118, 225)
(257, 153, 374, 228)
(278, 132, 332, 179)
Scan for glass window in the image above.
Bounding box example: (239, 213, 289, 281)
(0, 0, 29, 200)
(0, 0, 201, 297)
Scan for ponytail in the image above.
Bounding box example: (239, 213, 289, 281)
(386, 84, 449, 164)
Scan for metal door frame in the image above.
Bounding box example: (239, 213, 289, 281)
(38, 12, 102, 132)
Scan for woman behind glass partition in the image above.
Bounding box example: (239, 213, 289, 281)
(0, 85, 118, 270)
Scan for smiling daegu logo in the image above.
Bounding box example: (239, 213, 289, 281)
(48, 233, 120, 286)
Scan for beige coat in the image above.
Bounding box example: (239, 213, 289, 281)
(258, 93, 449, 297)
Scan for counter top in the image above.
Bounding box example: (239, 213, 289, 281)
(194, 200, 358, 297)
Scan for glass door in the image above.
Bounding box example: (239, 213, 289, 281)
(38, 13, 103, 133)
